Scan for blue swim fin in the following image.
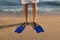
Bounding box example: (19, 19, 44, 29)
(33, 22, 44, 33)
(15, 22, 28, 33)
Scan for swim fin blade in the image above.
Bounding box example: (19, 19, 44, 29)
(15, 25, 25, 33)
(33, 23, 44, 33)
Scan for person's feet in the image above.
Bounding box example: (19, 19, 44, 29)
(33, 22, 44, 33)
(15, 22, 44, 33)
(15, 22, 28, 33)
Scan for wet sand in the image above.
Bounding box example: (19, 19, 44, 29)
(0, 12, 60, 40)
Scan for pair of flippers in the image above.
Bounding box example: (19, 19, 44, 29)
(15, 22, 44, 33)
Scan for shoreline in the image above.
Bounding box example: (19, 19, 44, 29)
(0, 11, 60, 17)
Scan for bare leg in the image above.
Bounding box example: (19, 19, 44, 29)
(23, 4, 28, 22)
(32, 3, 44, 33)
(32, 3, 37, 22)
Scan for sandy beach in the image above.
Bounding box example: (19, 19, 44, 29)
(0, 12, 60, 40)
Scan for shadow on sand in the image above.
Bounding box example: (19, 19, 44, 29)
(0, 23, 23, 29)
(0, 22, 35, 29)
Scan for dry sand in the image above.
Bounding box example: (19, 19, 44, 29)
(0, 13, 60, 40)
